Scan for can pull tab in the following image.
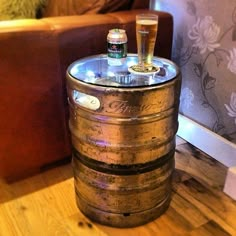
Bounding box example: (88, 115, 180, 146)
(72, 90, 100, 111)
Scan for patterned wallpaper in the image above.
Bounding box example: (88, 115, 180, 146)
(152, 0, 236, 144)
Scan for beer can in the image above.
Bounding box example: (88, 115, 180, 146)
(107, 29, 127, 66)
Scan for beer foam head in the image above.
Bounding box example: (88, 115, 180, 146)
(137, 19, 158, 25)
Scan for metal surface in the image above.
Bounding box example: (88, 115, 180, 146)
(66, 54, 181, 227)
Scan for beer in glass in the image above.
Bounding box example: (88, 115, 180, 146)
(136, 14, 158, 72)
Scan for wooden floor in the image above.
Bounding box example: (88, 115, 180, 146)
(1, 137, 236, 236)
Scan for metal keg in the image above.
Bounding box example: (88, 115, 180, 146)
(66, 54, 181, 228)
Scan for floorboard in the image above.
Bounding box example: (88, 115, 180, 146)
(0, 137, 235, 236)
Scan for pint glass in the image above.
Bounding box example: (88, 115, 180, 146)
(136, 14, 158, 72)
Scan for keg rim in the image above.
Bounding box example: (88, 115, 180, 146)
(66, 54, 181, 90)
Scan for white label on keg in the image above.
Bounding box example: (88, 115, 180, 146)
(73, 90, 100, 110)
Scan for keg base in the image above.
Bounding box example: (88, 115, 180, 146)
(76, 193, 171, 228)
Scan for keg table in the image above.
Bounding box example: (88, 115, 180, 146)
(66, 54, 181, 228)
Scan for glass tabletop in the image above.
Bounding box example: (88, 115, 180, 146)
(67, 54, 179, 88)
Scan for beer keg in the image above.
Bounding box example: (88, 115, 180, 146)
(66, 54, 181, 227)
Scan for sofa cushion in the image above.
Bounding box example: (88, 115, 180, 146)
(0, 0, 47, 20)
(97, 0, 134, 13)
(42, 0, 134, 17)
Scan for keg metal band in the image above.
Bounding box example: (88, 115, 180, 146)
(72, 147, 175, 175)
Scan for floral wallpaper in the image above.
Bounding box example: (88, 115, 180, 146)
(152, 0, 236, 144)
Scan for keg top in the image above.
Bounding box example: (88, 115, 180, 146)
(67, 54, 179, 88)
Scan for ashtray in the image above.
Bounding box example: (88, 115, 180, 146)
(128, 64, 160, 75)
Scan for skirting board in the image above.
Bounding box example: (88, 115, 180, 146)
(177, 114, 236, 168)
(223, 166, 236, 200)
(177, 114, 236, 200)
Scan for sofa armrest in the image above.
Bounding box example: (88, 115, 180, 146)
(107, 9, 173, 58)
(42, 9, 173, 76)
(0, 19, 71, 180)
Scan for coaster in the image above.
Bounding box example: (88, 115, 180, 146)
(128, 64, 160, 75)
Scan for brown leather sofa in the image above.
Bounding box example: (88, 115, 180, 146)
(0, 0, 173, 181)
